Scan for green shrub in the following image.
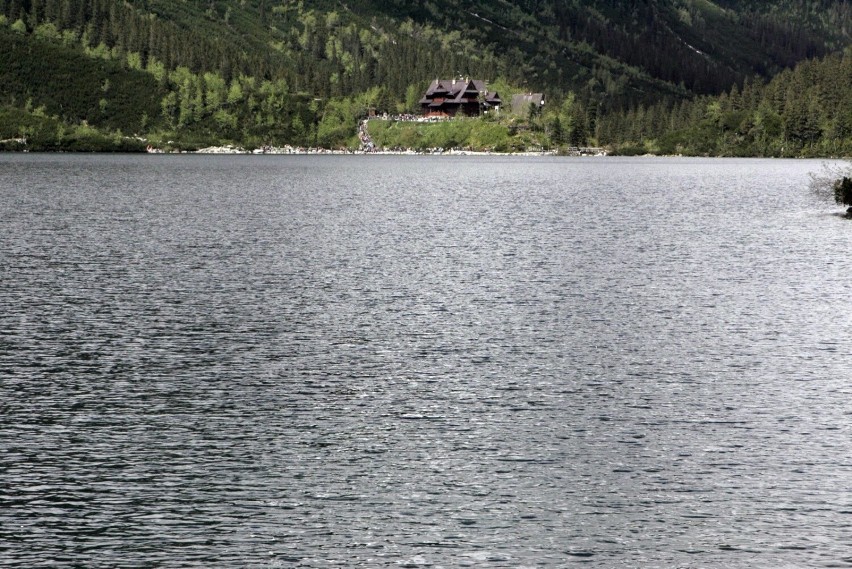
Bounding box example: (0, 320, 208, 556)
(834, 177, 852, 206)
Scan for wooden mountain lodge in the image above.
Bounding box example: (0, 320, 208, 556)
(420, 78, 502, 118)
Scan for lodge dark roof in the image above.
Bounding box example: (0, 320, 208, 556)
(419, 78, 502, 107)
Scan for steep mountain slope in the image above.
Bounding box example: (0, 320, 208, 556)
(341, 0, 851, 98)
(0, 0, 850, 149)
(597, 49, 852, 157)
(4, 0, 851, 98)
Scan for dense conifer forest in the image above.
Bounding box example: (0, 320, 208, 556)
(1, 0, 850, 153)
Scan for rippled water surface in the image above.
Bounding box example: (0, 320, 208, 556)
(1, 154, 851, 567)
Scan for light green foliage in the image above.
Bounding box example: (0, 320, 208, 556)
(146, 57, 167, 84)
(317, 98, 359, 148)
(227, 80, 244, 105)
(176, 78, 197, 127)
(403, 84, 421, 113)
(33, 22, 61, 41)
(85, 42, 112, 60)
(61, 29, 78, 47)
(204, 72, 227, 113)
(258, 79, 289, 126)
(705, 100, 723, 124)
(11, 19, 26, 34)
(355, 87, 383, 115)
(127, 52, 143, 71)
(559, 93, 576, 132)
(291, 115, 307, 140)
(213, 109, 238, 131)
(161, 92, 178, 127)
(325, 11, 341, 29)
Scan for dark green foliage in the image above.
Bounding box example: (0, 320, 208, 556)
(0, 27, 163, 132)
(598, 51, 852, 157)
(343, 0, 850, 104)
(0, 0, 850, 151)
(0, 106, 61, 149)
(0, 106, 148, 151)
(835, 177, 852, 206)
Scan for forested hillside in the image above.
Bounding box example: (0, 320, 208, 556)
(1, 0, 850, 152)
(349, 0, 851, 97)
(599, 50, 852, 156)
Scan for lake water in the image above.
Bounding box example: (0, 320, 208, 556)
(1, 154, 851, 568)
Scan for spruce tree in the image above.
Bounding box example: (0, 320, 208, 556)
(835, 177, 852, 206)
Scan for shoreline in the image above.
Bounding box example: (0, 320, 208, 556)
(189, 144, 605, 157)
(3, 145, 848, 159)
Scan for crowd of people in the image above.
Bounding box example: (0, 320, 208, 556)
(358, 120, 375, 152)
(374, 113, 448, 122)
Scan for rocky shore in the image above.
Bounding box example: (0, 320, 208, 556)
(190, 144, 576, 156)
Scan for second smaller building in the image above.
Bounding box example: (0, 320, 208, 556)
(511, 93, 546, 117)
